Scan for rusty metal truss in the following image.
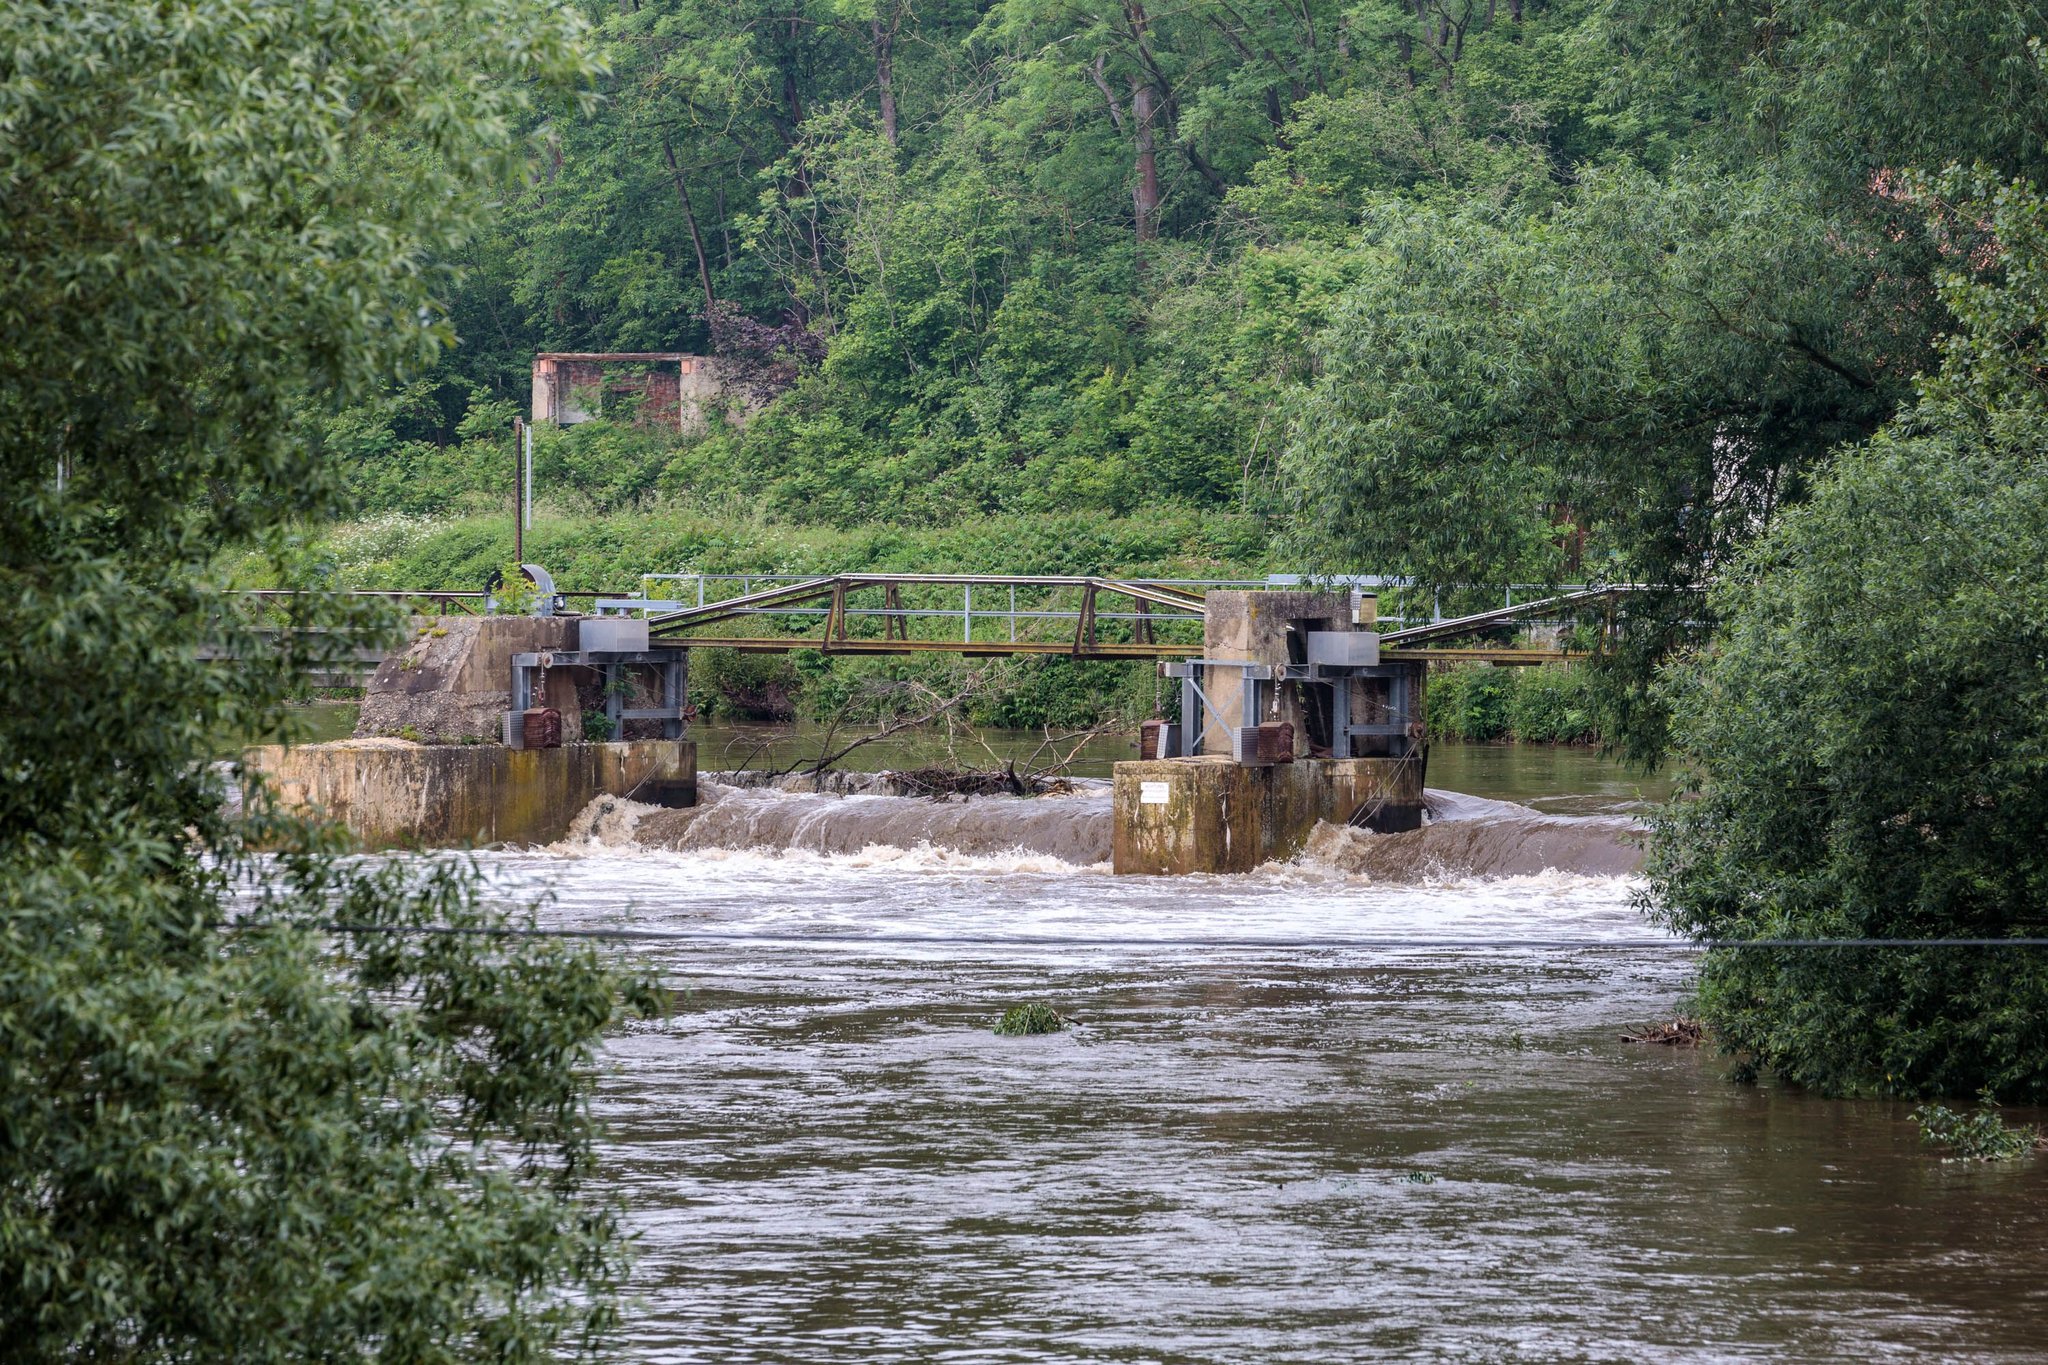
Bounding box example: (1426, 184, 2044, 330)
(642, 574, 1210, 657)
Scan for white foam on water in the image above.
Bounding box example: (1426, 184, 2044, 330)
(549, 794, 662, 852)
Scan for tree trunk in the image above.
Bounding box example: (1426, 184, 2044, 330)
(1265, 86, 1289, 139)
(662, 137, 719, 324)
(1132, 81, 1159, 243)
(873, 14, 899, 146)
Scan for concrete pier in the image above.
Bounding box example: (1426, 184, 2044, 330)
(1111, 755, 1424, 875)
(1112, 587, 1428, 874)
(245, 738, 695, 849)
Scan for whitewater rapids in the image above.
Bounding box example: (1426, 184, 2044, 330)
(552, 774, 1644, 881)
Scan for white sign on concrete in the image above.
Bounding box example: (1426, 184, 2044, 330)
(1139, 781, 1171, 805)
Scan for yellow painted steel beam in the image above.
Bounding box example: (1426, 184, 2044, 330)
(661, 635, 1199, 658)
(1382, 648, 1582, 666)
(649, 637, 1577, 666)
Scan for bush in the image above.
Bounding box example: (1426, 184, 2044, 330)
(531, 419, 680, 513)
(1505, 665, 1597, 744)
(1426, 663, 1601, 744)
(1647, 438, 2048, 1098)
(1424, 664, 1515, 742)
(992, 1003, 1069, 1035)
(690, 649, 801, 721)
(1912, 1094, 2038, 1161)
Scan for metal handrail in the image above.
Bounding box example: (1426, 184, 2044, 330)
(226, 577, 1617, 634)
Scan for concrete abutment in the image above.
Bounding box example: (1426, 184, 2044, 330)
(245, 739, 696, 849)
(1110, 755, 1425, 875)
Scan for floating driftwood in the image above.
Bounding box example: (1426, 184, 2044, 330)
(1621, 1018, 1705, 1046)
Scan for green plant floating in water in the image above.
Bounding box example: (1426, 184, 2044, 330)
(992, 1003, 1069, 1036)
(1912, 1091, 2039, 1161)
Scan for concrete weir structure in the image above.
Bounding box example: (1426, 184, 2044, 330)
(246, 738, 694, 850)
(250, 609, 698, 849)
(1112, 756, 1424, 875)
(1111, 589, 1427, 875)
(244, 574, 1439, 866)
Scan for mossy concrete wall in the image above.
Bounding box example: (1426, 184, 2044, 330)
(1111, 755, 1425, 875)
(245, 739, 695, 849)
(356, 616, 585, 744)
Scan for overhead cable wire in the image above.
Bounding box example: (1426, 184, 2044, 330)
(246, 923, 2048, 952)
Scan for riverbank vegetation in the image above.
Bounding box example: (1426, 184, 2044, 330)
(1425, 666, 1599, 747)
(276, 507, 1271, 592)
(1647, 178, 2048, 1101)
(2, 4, 658, 1357)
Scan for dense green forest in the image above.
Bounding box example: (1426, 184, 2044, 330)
(323, 1, 2042, 584)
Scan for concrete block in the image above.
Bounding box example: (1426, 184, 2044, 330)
(1197, 590, 1350, 756)
(245, 738, 696, 849)
(1111, 754, 1425, 875)
(356, 616, 581, 744)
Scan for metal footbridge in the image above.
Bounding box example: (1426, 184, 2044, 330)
(612, 573, 1621, 663)
(227, 573, 1629, 677)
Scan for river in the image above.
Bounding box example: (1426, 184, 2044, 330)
(421, 741, 2048, 1363)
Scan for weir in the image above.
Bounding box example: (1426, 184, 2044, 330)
(1110, 590, 1427, 875)
(247, 603, 699, 849)
(244, 570, 1602, 862)
(246, 737, 693, 850)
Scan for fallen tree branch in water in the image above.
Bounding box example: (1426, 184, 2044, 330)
(791, 677, 985, 777)
(1621, 1018, 1705, 1046)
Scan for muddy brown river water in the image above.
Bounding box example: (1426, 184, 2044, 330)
(426, 744, 2048, 1364)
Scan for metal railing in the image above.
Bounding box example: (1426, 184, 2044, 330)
(223, 576, 1618, 657)
(603, 572, 1603, 635)
(620, 572, 1239, 644)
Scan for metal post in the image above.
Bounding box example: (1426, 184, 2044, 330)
(1009, 586, 1016, 643)
(964, 584, 973, 643)
(1181, 666, 1201, 756)
(604, 663, 623, 739)
(512, 418, 525, 564)
(1390, 671, 1410, 758)
(661, 655, 685, 740)
(1331, 676, 1351, 760)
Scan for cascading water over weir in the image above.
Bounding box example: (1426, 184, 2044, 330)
(242, 573, 1622, 874)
